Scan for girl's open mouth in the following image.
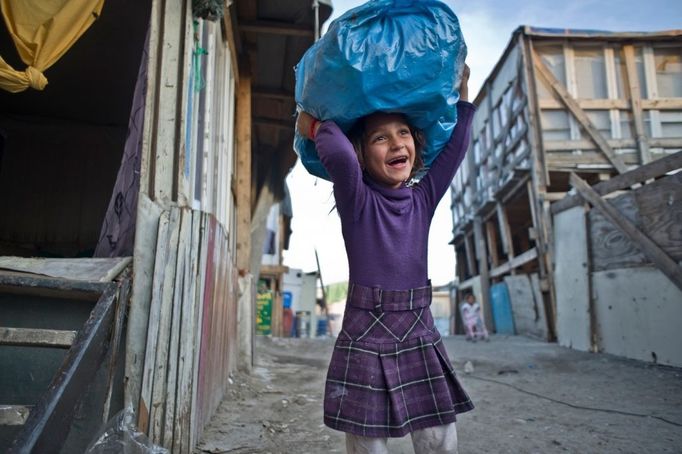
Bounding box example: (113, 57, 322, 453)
(387, 156, 408, 167)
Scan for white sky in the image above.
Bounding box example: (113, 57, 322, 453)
(283, 0, 682, 286)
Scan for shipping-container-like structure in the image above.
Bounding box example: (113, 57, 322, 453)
(450, 27, 682, 342)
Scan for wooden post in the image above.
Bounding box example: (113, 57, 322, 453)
(570, 173, 682, 292)
(519, 35, 559, 339)
(496, 202, 515, 259)
(463, 232, 477, 277)
(486, 221, 500, 268)
(582, 203, 599, 353)
(235, 64, 252, 273)
(473, 217, 493, 332)
(151, 0, 188, 204)
(623, 44, 652, 166)
(519, 33, 549, 188)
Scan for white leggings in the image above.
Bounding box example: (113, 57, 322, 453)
(345, 422, 458, 454)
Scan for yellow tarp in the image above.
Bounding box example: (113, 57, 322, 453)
(0, 0, 104, 93)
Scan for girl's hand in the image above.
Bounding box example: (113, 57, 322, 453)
(459, 64, 470, 102)
(297, 111, 321, 140)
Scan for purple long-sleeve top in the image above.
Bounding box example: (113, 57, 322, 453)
(314, 101, 476, 290)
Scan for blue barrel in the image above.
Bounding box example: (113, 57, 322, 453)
(490, 283, 515, 334)
(316, 317, 328, 336)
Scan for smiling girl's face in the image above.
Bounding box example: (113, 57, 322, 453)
(362, 113, 416, 188)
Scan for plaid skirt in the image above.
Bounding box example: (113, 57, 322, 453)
(324, 283, 474, 437)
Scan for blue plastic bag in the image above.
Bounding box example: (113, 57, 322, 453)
(294, 0, 467, 181)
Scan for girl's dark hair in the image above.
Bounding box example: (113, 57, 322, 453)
(346, 113, 425, 180)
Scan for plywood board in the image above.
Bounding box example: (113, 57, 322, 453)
(589, 173, 682, 271)
(175, 209, 201, 452)
(504, 274, 548, 340)
(150, 207, 181, 444)
(164, 208, 189, 448)
(593, 267, 682, 367)
(126, 194, 163, 418)
(589, 192, 647, 271)
(553, 206, 591, 351)
(138, 209, 171, 434)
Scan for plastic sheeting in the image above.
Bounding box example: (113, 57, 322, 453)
(0, 0, 104, 93)
(84, 406, 168, 454)
(294, 0, 467, 180)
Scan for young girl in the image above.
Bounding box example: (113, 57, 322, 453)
(296, 65, 474, 454)
(461, 293, 490, 342)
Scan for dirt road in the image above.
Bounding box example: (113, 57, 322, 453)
(196, 336, 682, 453)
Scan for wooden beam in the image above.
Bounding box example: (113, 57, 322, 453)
(527, 181, 540, 239)
(539, 98, 629, 110)
(545, 152, 638, 170)
(623, 44, 652, 165)
(544, 137, 682, 152)
(0, 273, 106, 301)
(544, 192, 568, 202)
(463, 232, 477, 277)
(252, 88, 294, 101)
(570, 173, 682, 292)
(253, 116, 295, 130)
(260, 264, 289, 275)
(485, 221, 500, 268)
(151, 0, 187, 204)
(539, 96, 682, 111)
(222, 5, 240, 82)
(524, 41, 558, 336)
(490, 247, 538, 278)
(552, 151, 682, 214)
(102, 277, 130, 424)
(642, 99, 682, 110)
(0, 327, 76, 349)
(240, 20, 314, 37)
(533, 51, 628, 174)
(520, 35, 549, 188)
(236, 64, 252, 272)
(496, 202, 515, 258)
(473, 217, 493, 331)
(125, 195, 163, 428)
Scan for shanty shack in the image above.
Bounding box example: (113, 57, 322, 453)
(450, 26, 682, 365)
(0, 0, 331, 452)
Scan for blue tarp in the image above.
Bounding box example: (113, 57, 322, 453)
(294, 0, 467, 181)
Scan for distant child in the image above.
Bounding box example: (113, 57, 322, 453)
(460, 293, 489, 342)
(296, 65, 475, 453)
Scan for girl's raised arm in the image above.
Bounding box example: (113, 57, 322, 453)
(296, 111, 367, 217)
(417, 64, 475, 212)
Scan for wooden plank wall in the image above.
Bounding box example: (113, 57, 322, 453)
(137, 208, 238, 452)
(196, 216, 238, 438)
